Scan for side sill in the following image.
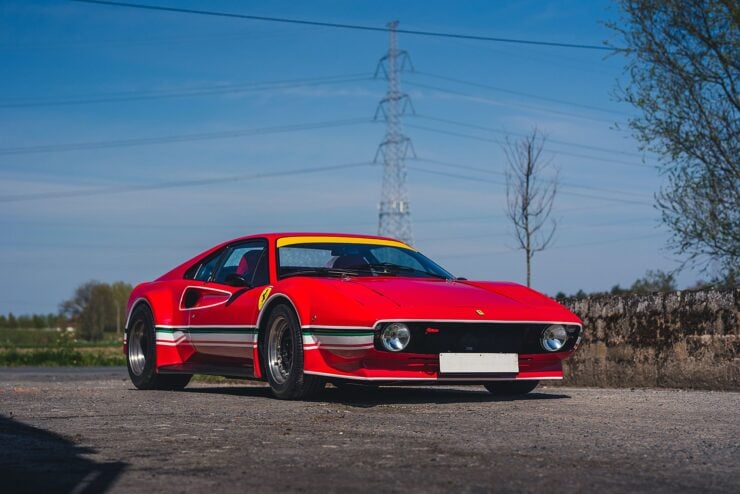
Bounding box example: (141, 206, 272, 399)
(158, 363, 260, 380)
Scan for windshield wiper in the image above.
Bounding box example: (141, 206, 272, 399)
(351, 262, 451, 280)
(280, 268, 360, 279)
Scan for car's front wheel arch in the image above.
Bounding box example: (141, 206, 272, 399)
(259, 300, 324, 399)
(257, 294, 303, 377)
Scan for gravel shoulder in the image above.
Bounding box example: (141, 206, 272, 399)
(0, 367, 738, 493)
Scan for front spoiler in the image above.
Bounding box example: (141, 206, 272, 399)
(305, 370, 562, 384)
(303, 349, 566, 382)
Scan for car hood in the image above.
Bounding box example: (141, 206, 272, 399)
(310, 277, 580, 324)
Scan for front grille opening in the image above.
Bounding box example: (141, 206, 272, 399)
(374, 323, 580, 355)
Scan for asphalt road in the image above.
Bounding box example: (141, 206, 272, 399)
(1, 367, 738, 493)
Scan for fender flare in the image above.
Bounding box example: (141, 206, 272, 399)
(124, 297, 155, 331)
(254, 292, 307, 379)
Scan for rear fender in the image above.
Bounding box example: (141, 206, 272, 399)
(125, 281, 191, 368)
(125, 282, 182, 329)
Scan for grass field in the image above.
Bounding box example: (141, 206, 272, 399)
(2, 329, 285, 383)
(0, 328, 124, 366)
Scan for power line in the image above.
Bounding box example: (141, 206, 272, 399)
(436, 36, 619, 78)
(0, 118, 373, 155)
(0, 203, 635, 231)
(4, 223, 659, 250)
(0, 74, 372, 108)
(418, 218, 657, 243)
(414, 157, 653, 200)
(546, 232, 664, 251)
(414, 114, 653, 161)
(417, 231, 510, 243)
(414, 71, 630, 117)
(73, 1, 613, 51)
(0, 213, 479, 231)
(405, 80, 625, 126)
(409, 164, 505, 186)
(407, 165, 652, 206)
(0, 161, 376, 203)
(0, 24, 324, 51)
(405, 122, 653, 169)
(433, 233, 664, 259)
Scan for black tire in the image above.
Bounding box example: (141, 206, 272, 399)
(126, 304, 191, 390)
(484, 380, 539, 396)
(263, 303, 325, 400)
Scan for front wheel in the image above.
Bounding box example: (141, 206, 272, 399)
(263, 304, 325, 400)
(126, 304, 191, 390)
(484, 380, 539, 396)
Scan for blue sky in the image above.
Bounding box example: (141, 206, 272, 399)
(0, 0, 699, 314)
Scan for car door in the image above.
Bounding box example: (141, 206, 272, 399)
(160, 246, 229, 362)
(183, 240, 270, 372)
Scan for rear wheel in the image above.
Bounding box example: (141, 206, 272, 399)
(126, 304, 191, 390)
(484, 380, 539, 396)
(263, 304, 325, 400)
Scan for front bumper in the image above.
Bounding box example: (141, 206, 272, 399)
(302, 321, 581, 382)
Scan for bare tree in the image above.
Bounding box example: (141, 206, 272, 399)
(504, 129, 558, 287)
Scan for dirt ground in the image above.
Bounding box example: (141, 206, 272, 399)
(1, 367, 738, 493)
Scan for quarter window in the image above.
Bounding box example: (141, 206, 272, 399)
(186, 251, 224, 282)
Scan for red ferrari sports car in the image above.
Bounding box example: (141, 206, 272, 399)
(124, 232, 582, 399)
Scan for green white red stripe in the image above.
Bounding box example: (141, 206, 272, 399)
(154, 326, 374, 352)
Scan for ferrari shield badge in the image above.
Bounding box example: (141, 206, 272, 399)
(258, 286, 273, 311)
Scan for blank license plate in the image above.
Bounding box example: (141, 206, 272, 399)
(439, 353, 519, 373)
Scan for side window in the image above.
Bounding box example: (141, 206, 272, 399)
(212, 241, 269, 286)
(184, 249, 225, 281)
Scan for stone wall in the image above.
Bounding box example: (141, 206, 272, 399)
(558, 289, 739, 390)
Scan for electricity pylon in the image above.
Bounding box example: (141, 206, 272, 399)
(375, 21, 415, 245)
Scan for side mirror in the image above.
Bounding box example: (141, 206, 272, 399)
(224, 273, 251, 288)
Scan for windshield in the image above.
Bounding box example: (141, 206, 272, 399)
(277, 242, 454, 280)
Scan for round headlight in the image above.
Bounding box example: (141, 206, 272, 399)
(541, 324, 568, 352)
(380, 323, 411, 352)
